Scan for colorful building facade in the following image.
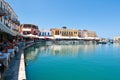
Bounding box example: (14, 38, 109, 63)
(113, 36, 120, 42)
(40, 29, 51, 36)
(51, 27, 78, 37)
(19, 24, 40, 36)
(78, 30, 97, 38)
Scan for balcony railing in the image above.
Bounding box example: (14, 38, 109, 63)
(5, 23, 11, 29)
(0, 8, 6, 17)
(12, 26, 18, 30)
(0, 8, 12, 21)
(11, 18, 17, 22)
(7, 12, 11, 20)
(11, 18, 20, 25)
(12, 28, 18, 32)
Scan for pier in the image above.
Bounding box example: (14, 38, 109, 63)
(4, 45, 25, 80)
(18, 52, 26, 80)
(4, 42, 38, 80)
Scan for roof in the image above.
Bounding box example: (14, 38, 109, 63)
(20, 24, 39, 29)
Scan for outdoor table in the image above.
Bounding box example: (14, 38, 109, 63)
(0, 52, 11, 67)
(8, 49, 15, 58)
(14, 46, 19, 53)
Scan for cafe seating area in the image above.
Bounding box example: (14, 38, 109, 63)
(0, 40, 19, 70)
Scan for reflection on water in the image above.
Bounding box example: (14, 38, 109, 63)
(24, 42, 120, 80)
(113, 43, 120, 48)
(24, 43, 97, 61)
(24, 44, 40, 61)
(50, 44, 96, 56)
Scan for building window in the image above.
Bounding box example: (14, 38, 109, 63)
(39, 32, 41, 36)
(59, 31, 61, 34)
(55, 31, 59, 35)
(42, 32, 44, 36)
(74, 32, 77, 34)
(44, 32, 46, 36)
(48, 32, 50, 36)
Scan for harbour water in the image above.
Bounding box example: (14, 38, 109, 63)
(24, 42, 120, 80)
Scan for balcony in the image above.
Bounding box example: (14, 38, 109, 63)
(5, 23, 11, 29)
(12, 28, 18, 32)
(0, 8, 6, 17)
(11, 18, 17, 22)
(12, 26, 18, 32)
(11, 18, 20, 25)
(7, 12, 11, 20)
(4, 15, 8, 20)
(0, 21, 16, 36)
(17, 20, 20, 25)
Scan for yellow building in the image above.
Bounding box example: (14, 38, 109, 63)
(51, 27, 78, 37)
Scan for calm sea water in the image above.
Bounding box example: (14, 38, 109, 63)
(24, 43, 120, 80)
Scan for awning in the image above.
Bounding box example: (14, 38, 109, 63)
(38, 36, 44, 39)
(0, 22, 16, 36)
(23, 34, 40, 38)
(34, 35, 40, 38)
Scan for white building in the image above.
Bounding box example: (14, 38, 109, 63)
(0, 0, 20, 36)
(113, 36, 120, 42)
(40, 29, 51, 36)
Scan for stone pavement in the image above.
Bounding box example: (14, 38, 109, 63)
(3, 42, 37, 80)
(4, 47, 25, 80)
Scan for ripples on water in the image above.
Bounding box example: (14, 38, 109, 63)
(24, 42, 120, 80)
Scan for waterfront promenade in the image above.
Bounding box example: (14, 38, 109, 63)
(4, 45, 26, 80)
(4, 41, 39, 80)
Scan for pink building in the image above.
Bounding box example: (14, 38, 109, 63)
(78, 30, 97, 38)
(19, 24, 40, 36)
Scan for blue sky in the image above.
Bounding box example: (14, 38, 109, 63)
(6, 0, 120, 38)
